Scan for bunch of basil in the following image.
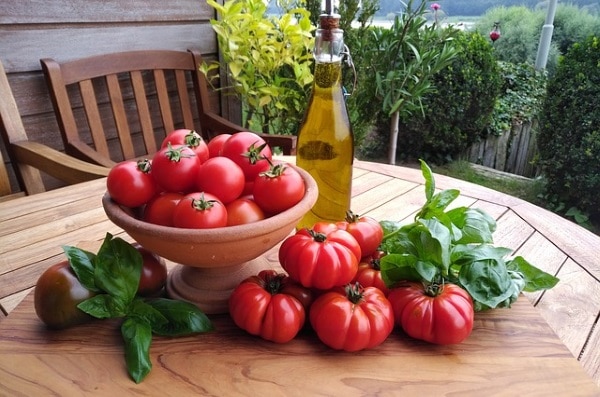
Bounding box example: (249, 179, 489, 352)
(64, 233, 213, 383)
(380, 161, 559, 310)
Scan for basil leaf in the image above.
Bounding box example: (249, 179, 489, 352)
(146, 298, 213, 336)
(121, 317, 153, 384)
(420, 159, 436, 201)
(507, 256, 559, 292)
(418, 218, 451, 271)
(448, 207, 497, 244)
(94, 234, 142, 305)
(458, 259, 514, 309)
(128, 298, 168, 328)
(451, 244, 512, 266)
(63, 245, 100, 292)
(380, 253, 424, 287)
(78, 294, 129, 318)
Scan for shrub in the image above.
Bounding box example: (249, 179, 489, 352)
(487, 61, 547, 137)
(203, 0, 314, 135)
(537, 35, 600, 223)
(397, 30, 502, 162)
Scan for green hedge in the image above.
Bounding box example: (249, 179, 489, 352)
(397, 30, 501, 162)
(537, 35, 600, 222)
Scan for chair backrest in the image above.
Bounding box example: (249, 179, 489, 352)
(0, 61, 46, 198)
(42, 49, 287, 169)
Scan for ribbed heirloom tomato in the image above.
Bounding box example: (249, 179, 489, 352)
(352, 251, 390, 296)
(388, 281, 474, 345)
(229, 270, 310, 343)
(336, 211, 383, 258)
(278, 222, 361, 290)
(310, 283, 394, 351)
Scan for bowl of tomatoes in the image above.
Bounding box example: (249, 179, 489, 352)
(102, 130, 318, 313)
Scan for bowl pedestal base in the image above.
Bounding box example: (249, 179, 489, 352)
(166, 256, 272, 314)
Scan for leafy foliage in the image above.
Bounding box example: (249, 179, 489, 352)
(475, 4, 600, 75)
(379, 161, 559, 311)
(65, 234, 213, 383)
(348, 0, 459, 164)
(397, 30, 502, 162)
(203, 0, 315, 135)
(486, 61, 547, 136)
(537, 35, 600, 224)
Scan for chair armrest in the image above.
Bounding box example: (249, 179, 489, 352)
(67, 139, 117, 168)
(201, 112, 297, 155)
(11, 141, 109, 184)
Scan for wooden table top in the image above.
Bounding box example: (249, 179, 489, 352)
(1, 158, 599, 395)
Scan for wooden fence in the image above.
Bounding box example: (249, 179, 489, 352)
(462, 120, 541, 178)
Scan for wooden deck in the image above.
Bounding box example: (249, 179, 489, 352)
(0, 158, 598, 388)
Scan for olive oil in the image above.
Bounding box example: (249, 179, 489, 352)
(296, 13, 354, 229)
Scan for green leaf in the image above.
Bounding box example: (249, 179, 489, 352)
(380, 253, 424, 287)
(451, 244, 512, 266)
(128, 298, 168, 328)
(78, 294, 129, 319)
(448, 207, 497, 244)
(146, 298, 213, 336)
(94, 234, 142, 305)
(420, 159, 435, 202)
(121, 317, 153, 384)
(418, 218, 452, 271)
(63, 245, 100, 292)
(458, 259, 514, 309)
(506, 256, 559, 292)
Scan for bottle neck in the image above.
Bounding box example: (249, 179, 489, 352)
(313, 14, 344, 90)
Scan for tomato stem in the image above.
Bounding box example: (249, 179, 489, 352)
(344, 282, 364, 304)
(423, 280, 445, 297)
(308, 229, 327, 243)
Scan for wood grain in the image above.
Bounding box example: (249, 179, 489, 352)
(1, 160, 600, 391)
(0, 295, 597, 396)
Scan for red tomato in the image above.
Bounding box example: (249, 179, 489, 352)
(310, 283, 394, 351)
(172, 192, 227, 229)
(387, 281, 474, 345)
(34, 261, 96, 329)
(229, 270, 308, 343)
(132, 243, 168, 296)
(336, 211, 384, 258)
(207, 133, 231, 158)
(151, 144, 200, 193)
(106, 159, 158, 207)
(253, 163, 305, 215)
(353, 251, 390, 296)
(278, 223, 361, 289)
(143, 192, 184, 227)
(195, 157, 245, 204)
(221, 131, 272, 181)
(161, 129, 209, 163)
(225, 197, 266, 226)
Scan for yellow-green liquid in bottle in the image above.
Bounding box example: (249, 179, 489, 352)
(296, 59, 354, 229)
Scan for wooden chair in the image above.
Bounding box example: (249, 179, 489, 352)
(40, 49, 296, 168)
(0, 60, 108, 199)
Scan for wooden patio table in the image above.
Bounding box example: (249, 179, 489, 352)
(1, 158, 599, 396)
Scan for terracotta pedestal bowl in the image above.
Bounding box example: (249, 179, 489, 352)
(102, 164, 317, 314)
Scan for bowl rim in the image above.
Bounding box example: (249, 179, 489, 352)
(102, 163, 318, 242)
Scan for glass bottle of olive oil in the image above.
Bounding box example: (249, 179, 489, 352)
(296, 12, 354, 229)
